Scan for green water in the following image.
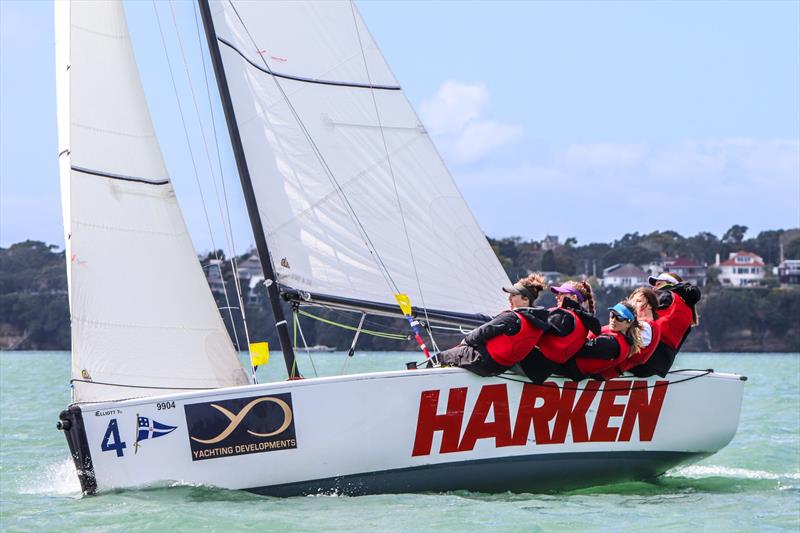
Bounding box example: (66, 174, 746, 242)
(1, 351, 798, 532)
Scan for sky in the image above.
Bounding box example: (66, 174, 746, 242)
(1, 0, 799, 254)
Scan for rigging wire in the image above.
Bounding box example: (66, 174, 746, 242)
(190, 1, 255, 357)
(224, 0, 401, 298)
(152, 1, 242, 353)
(347, 0, 439, 355)
(292, 310, 319, 377)
(69, 369, 718, 403)
(297, 309, 409, 340)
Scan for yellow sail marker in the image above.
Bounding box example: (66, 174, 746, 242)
(249, 342, 270, 367)
(394, 293, 413, 316)
(394, 293, 432, 359)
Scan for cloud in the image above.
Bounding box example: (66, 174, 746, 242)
(562, 142, 648, 168)
(452, 138, 800, 243)
(420, 81, 521, 165)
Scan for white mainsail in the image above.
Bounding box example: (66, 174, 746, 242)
(55, 0, 248, 403)
(208, 0, 510, 317)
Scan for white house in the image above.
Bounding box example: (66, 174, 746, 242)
(600, 263, 648, 288)
(717, 251, 765, 287)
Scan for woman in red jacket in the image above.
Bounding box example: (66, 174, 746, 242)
(518, 280, 601, 383)
(559, 301, 644, 381)
(436, 274, 549, 377)
(632, 272, 701, 377)
(617, 287, 661, 375)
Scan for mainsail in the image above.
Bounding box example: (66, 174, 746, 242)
(206, 0, 511, 318)
(55, 0, 248, 403)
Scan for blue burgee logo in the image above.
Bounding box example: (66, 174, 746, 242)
(134, 415, 177, 454)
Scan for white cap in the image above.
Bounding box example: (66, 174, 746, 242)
(648, 273, 680, 286)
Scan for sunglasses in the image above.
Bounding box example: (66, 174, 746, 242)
(610, 312, 631, 322)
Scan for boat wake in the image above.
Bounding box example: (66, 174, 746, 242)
(667, 464, 800, 481)
(18, 457, 81, 496)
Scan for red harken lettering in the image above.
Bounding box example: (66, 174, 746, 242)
(412, 380, 668, 456)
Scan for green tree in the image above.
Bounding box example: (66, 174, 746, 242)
(722, 224, 748, 245)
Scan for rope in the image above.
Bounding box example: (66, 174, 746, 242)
(70, 379, 212, 391)
(448, 368, 715, 392)
(347, 0, 437, 352)
(293, 310, 319, 378)
(152, 2, 243, 354)
(297, 309, 408, 340)
(191, 1, 254, 362)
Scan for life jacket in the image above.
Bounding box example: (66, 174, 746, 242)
(575, 326, 631, 378)
(537, 307, 588, 364)
(484, 311, 546, 367)
(619, 319, 660, 373)
(656, 291, 693, 349)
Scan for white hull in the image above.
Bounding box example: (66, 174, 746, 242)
(60, 368, 745, 495)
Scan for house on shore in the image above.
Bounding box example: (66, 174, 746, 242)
(643, 256, 707, 286)
(778, 259, 800, 285)
(599, 263, 648, 288)
(717, 251, 765, 288)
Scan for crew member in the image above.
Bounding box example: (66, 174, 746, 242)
(618, 287, 661, 375)
(559, 301, 644, 381)
(518, 280, 601, 383)
(437, 274, 549, 377)
(631, 272, 701, 378)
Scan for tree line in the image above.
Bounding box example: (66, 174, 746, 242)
(1, 227, 799, 353)
(489, 225, 800, 280)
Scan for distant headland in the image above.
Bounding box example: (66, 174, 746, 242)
(2, 225, 798, 352)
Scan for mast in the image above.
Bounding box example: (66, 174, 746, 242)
(197, 0, 299, 379)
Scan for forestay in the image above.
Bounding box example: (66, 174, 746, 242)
(55, 0, 248, 403)
(208, 0, 510, 317)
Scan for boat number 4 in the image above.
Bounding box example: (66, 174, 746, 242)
(101, 418, 127, 457)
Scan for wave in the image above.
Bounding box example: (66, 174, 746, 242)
(17, 457, 82, 496)
(667, 464, 800, 481)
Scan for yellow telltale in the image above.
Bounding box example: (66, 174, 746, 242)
(394, 293, 413, 316)
(249, 342, 270, 367)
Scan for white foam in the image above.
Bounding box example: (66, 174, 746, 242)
(18, 457, 82, 496)
(668, 464, 800, 481)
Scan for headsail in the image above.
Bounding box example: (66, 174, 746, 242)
(55, 0, 248, 403)
(206, 0, 511, 319)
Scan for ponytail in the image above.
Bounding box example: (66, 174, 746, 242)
(519, 273, 547, 302)
(578, 281, 596, 314)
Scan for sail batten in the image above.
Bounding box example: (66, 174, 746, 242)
(209, 0, 511, 318)
(71, 166, 170, 185)
(56, 0, 248, 403)
(218, 37, 402, 91)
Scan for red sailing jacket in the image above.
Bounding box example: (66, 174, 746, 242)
(484, 311, 546, 366)
(576, 326, 631, 378)
(537, 308, 589, 364)
(657, 292, 693, 349)
(619, 319, 660, 373)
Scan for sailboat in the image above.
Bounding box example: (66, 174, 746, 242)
(55, 0, 745, 496)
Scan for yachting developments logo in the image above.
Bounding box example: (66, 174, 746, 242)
(184, 393, 297, 461)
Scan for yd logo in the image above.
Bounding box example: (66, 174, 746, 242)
(184, 393, 297, 461)
(190, 397, 293, 444)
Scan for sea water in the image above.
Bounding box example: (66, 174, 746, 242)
(1, 351, 798, 532)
